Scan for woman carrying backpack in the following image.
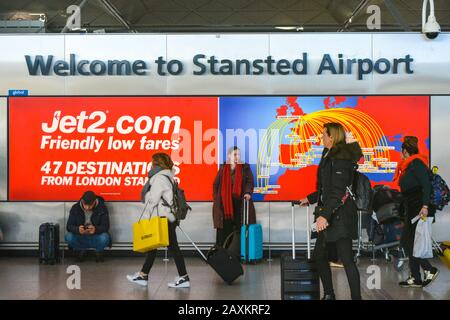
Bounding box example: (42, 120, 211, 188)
(299, 122, 362, 300)
(127, 153, 190, 288)
(395, 136, 439, 288)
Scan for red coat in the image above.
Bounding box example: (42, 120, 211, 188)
(212, 163, 256, 229)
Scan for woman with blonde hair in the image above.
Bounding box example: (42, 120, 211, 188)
(212, 146, 256, 252)
(300, 122, 363, 300)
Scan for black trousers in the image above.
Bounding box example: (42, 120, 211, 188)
(402, 218, 433, 281)
(327, 242, 339, 263)
(401, 188, 434, 281)
(141, 221, 187, 276)
(313, 233, 361, 300)
(216, 197, 242, 247)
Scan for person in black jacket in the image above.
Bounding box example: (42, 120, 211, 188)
(395, 136, 439, 288)
(300, 122, 362, 300)
(65, 191, 111, 262)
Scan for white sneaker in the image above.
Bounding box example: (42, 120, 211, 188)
(126, 272, 148, 286)
(168, 275, 190, 288)
(423, 267, 439, 287)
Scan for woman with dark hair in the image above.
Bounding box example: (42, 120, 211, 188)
(212, 146, 256, 249)
(395, 136, 439, 288)
(300, 122, 362, 300)
(127, 153, 190, 288)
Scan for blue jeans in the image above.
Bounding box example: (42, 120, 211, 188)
(65, 232, 110, 252)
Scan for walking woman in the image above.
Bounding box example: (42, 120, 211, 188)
(127, 153, 190, 288)
(213, 146, 256, 249)
(395, 136, 439, 288)
(300, 122, 362, 300)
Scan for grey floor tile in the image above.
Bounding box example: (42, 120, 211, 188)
(0, 256, 449, 300)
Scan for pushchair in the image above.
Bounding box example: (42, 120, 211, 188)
(363, 185, 408, 271)
(366, 214, 408, 271)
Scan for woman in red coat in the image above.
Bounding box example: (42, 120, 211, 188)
(212, 146, 256, 247)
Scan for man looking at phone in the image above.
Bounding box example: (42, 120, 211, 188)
(65, 191, 111, 262)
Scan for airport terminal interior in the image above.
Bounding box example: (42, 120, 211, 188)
(1, 0, 450, 302)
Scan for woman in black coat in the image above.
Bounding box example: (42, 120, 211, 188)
(300, 122, 363, 300)
(395, 136, 439, 288)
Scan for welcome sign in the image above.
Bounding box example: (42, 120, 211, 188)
(25, 53, 414, 80)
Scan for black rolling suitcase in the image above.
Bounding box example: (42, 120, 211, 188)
(178, 226, 243, 285)
(281, 203, 320, 300)
(38, 223, 60, 264)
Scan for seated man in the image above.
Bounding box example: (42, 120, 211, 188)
(65, 191, 111, 262)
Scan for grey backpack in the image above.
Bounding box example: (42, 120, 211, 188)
(161, 175, 192, 221)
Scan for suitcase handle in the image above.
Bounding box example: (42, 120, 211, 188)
(243, 199, 250, 262)
(290, 202, 312, 260)
(291, 202, 296, 259)
(177, 226, 208, 261)
(243, 198, 249, 226)
(306, 205, 311, 260)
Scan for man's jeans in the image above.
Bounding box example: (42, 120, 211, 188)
(65, 232, 110, 252)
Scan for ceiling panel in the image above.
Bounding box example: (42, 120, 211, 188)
(0, 0, 448, 32)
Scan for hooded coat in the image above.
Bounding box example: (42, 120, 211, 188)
(143, 169, 177, 223)
(307, 142, 363, 241)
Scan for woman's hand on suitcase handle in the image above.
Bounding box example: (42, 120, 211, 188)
(299, 198, 309, 207)
(243, 193, 251, 201)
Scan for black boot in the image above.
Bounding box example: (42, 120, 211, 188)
(95, 252, 104, 263)
(321, 293, 336, 300)
(76, 250, 86, 262)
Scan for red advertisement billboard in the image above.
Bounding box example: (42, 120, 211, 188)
(9, 97, 219, 201)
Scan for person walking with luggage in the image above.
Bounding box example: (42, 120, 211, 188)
(299, 122, 362, 300)
(395, 136, 439, 288)
(127, 153, 190, 288)
(212, 146, 256, 251)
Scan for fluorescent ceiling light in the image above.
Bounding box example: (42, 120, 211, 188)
(275, 26, 304, 31)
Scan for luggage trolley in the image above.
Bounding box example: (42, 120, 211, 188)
(354, 209, 369, 265)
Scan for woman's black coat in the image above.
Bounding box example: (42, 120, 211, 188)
(307, 142, 363, 241)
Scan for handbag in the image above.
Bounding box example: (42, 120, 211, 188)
(132, 200, 169, 253)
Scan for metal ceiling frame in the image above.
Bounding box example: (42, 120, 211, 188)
(0, 0, 448, 33)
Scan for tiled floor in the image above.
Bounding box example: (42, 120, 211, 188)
(0, 255, 448, 300)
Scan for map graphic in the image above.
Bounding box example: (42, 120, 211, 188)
(219, 96, 430, 201)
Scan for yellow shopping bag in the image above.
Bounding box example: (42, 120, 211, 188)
(440, 241, 450, 270)
(441, 249, 450, 270)
(133, 216, 169, 253)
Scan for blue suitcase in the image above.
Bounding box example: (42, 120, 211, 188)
(241, 199, 263, 263)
